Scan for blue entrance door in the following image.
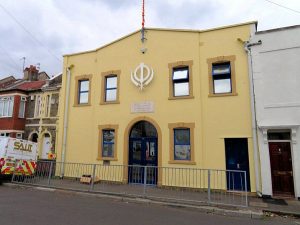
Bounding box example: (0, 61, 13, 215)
(128, 121, 158, 184)
(225, 138, 250, 191)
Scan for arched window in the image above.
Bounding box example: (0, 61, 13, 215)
(130, 121, 157, 138)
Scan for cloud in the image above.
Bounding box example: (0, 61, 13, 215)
(0, 0, 299, 79)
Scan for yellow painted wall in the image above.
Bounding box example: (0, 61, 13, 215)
(56, 22, 257, 192)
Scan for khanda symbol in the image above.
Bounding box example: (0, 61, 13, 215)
(131, 63, 154, 90)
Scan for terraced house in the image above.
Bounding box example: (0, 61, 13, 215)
(0, 66, 61, 160)
(56, 21, 258, 193)
(248, 25, 300, 200)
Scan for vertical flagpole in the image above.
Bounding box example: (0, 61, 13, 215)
(141, 0, 145, 43)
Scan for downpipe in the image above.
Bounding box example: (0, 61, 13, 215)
(244, 40, 262, 197)
(61, 65, 73, 177)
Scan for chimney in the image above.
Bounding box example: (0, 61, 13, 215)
(23, 65, 39, 81)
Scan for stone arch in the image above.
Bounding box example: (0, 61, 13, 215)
(123, 116, 162, 185)
(28, 130, 39, 143)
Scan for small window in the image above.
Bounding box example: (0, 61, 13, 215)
(98, 124, 118, 161)
(0, 96, 14, 117)
(100, 71, 120, 105)
(168, 123, 195, 164)
(173, 67, 189, 97)
(268, 131, 291, 140)
(74, 75, 92, 106)
(105, 76, 117, 102)
(16, 133, 22, 139)
(168, 61, 194, 100)
(34, 95, 41, 118)
(44, 95, 50, 117)
(0, 133, 10, 137)
(102, 130, 115, 158)
(207, 56, 237, 96)
(174, 129, 191, 161)
(212, 62, 232, 94)
(78, 80, 89, 104)
(18, 96, 26, 118)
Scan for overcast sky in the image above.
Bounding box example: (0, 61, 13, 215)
(0, 0, 299, 79)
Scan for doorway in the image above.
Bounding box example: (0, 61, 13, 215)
(41, 133, 51, 160)
(128, 121, 158, 184)
(269, 141, 294, 196)
(225, 138, 251, 191)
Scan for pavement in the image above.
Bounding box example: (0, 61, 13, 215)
(1, 184, 299, 225)
(1, 181, 300, 221)
(249, 195, 300, 218)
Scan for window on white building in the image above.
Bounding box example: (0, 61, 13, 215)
(0, 133, 10, 137)
(0, 96, 14, 117)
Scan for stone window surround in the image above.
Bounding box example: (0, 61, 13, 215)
(97, 124, 119, 161)
(168, 122, 196, 165)
(168, 60, 194, 100)
(207, 55, 237, 97)
(74, 75, 92, 107)
(100, 70, 121, 105)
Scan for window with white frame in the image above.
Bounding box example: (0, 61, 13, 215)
(212, 62, 232, 94)
(16, 133, 22, 139)
(0, 133, 10, 137)
(34, 95, 41, 118)
(18, 96, 26, 118)
(172, 67, 190, 97)
(0, 96, 14, 117)
(44, 95, 50, 117)
(105, 76, 118, 102)
(78, 80, 89, 104)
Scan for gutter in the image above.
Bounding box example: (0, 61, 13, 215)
(61, 65, 73, 177)
(244, 40, 262, 197)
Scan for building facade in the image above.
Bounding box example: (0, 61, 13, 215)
(249, 25, 300, 199)
(0, 89, 27, 138)
(56, 22, 257, 192)
(24, 73, 62, 160)
(0, 66, 61, 160)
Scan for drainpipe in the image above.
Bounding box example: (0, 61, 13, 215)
(61, 65, 74, 177)
(245, 40, 262, 197)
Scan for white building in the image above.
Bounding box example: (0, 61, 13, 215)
(249, 25, 300, 199)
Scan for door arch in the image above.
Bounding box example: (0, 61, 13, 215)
(29, 132, 39, 143)
(124, 117, 162, 184)
(129, 120, 158, 166)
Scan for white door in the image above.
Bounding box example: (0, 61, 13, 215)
(42, 136, 51, 159)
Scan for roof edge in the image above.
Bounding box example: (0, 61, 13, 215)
(256, 24, 300, 34)
(63, 21, 257, 57)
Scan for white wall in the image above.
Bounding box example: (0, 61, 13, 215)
(250, 26, 300, 199)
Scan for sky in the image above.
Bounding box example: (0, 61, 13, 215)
(0, 0, 299, 79)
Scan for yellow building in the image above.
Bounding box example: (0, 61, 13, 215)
(56, 21, 257, 192)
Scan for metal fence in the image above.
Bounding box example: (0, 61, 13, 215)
(12, 161, 248, 207)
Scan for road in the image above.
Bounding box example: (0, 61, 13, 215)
(0, 185, 298, 225)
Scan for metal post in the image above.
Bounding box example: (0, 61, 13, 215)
(47, 161, 53, 186)
(11, 160, 17, 183)
(208, 169, 211, 203)
(244, 171, 248, 207)
(90, 164, 96, 192)
(143, 166, 147, 196)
